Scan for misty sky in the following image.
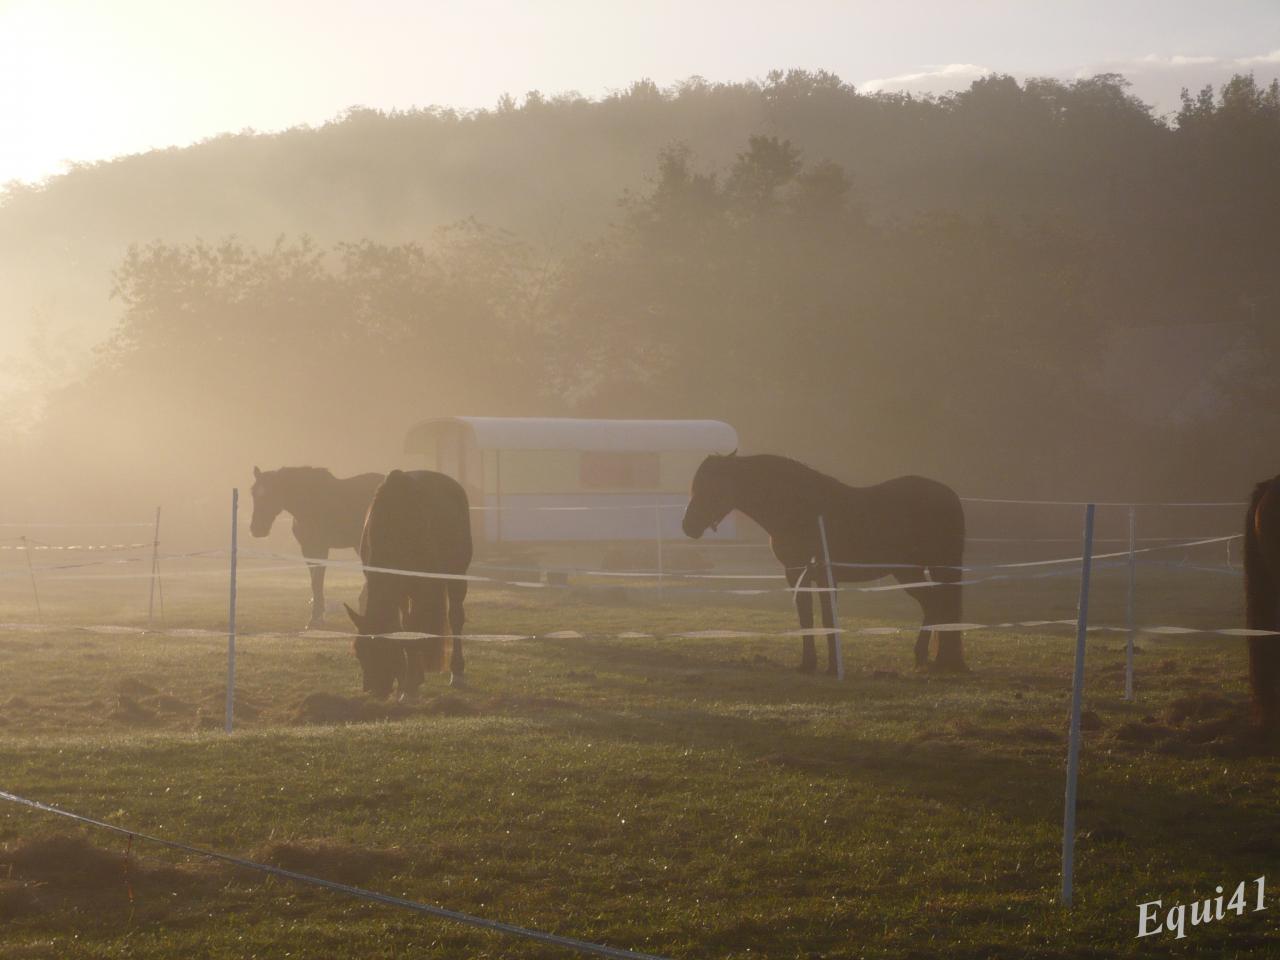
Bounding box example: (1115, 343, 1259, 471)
(2, 0, 1279, 187)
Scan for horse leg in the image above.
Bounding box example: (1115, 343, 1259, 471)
(447, 581, 467, 637)
(449, 637, 466, 688)
(1246, 580, 1280, 730)
(302, 544, 330, 628)
(788, 566, 818, 673)
(926, 565, 967, 672)
(1249, 637, 1280, 729)
(447, 580, 467, 688)
(400, 642, 426, 701)
(892, 568, 933, 667)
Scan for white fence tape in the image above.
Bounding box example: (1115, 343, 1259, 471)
(0, 542, 150, 552)
(0, 789, 671, 960)
(0, 521, 154, 528)
(960, 497, 1247, 508)
(2, 545, 1229, 597)
(2, 619, 1274, 642)
(222, 549, 1124, 595)
(0, 549, 220, 581)
(829, 534, 1241, 573)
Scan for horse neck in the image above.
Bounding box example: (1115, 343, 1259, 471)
(729, 458, 862, 537)
(278, 471, 334, 520)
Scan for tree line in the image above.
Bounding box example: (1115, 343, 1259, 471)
(4, 70, 1280, 517)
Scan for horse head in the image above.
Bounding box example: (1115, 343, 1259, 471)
(350, 634, 407, 699)
(345, 595, 407, 698)
(249, 466, 284, 538)
(682, 451, 737, 539)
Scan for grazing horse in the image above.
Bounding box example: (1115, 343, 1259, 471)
(682, 452, 966, 673)
(249, 466, 384, 627)
(344, 470, 473, 697)
(1244, 477, 1280, 731)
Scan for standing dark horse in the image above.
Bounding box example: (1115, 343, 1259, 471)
(344, 470, 473, 697)
(1243, 477, 1280, 731)
(682, 453, 967, 673)
(249, 466, 384, 627)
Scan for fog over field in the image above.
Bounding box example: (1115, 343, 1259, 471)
(4, 72, 1280, 522)
(5, 5, 1280, 960)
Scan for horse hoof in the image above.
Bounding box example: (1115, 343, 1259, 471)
(449, 673, 467, 688)
(305, 619, 326, 630)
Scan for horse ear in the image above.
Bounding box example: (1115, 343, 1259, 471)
(253, 465, 261, 478)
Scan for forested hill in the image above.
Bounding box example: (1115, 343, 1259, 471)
(7, 70, 1278, 340)
(4, 70, 1280, 517)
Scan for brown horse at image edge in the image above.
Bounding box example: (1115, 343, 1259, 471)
(683, 452, 966, 673)
(1243, 477, 1280, 731)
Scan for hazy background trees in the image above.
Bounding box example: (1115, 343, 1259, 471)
(3, 70, 1279, 522)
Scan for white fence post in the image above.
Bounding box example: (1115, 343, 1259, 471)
(148, 506, 163, 627)
(654, 505, 665, 602)
(20, 535, 42, 622)
(1061, 502, 1096, 908)
(226, 489, 238, 735)
(817, 515, 844, 681)
(1124, 505, 1136, 701)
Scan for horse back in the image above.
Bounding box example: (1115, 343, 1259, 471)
(836, 474, 964, 563)
(366, 470, 472, 574)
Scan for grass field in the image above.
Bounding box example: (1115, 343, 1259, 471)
(0, 552, 1277, 958)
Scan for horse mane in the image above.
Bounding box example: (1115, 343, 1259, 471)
(724, 453, 850, 499)
(272, 466, 336, 482)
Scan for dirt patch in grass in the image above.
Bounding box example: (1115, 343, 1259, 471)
(757, 752, 837, 772)
(252, 840, 407, 886)
(110, 694, 158, 725)
(1112, 721, 1177, 744)
(0, 878, 40, 918)
(919, 719, 1062, 746)
(202, 689, 261, 720)
(146, 692, 196, 716)
(291, 689, 573, 726)
(0, 834, 187, 889)
(116, 677, 159, 698)
(422, 693, 481, 717)
(1164, 692, 1242, 724)
(0, 835, 122, 887)
(293, 692, 397, 725)
(1109, 693, 1278, 756)
(482, 694, 572, 713)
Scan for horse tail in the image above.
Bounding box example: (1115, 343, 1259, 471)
(1244, 478, 1280, 729)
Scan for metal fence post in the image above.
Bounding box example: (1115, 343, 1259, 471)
(1062, 502, 1096, 908)
(817, 515, 844, 681)
(1124, 505, 1136, 701)
(226, 489, 238, 734)
(148, 506, 163, 627)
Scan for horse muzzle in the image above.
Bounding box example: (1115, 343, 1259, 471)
(682, 512, 720, 539)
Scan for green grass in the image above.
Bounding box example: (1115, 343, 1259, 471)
(0, 557, 1276, 958)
